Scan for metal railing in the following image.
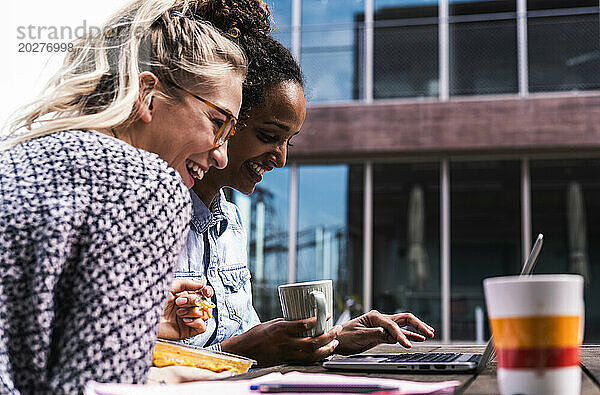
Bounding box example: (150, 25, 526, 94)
(277, 6, 600, 103)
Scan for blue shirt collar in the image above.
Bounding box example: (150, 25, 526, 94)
(189, 189, 226, 234)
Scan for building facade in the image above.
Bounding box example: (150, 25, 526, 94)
(233, 0, 600, 343)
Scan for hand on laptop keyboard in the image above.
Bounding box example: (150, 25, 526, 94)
(334, 310, 436, 355)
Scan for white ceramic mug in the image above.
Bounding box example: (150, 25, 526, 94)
(484, 274, 584, 395)
(278, 280, 333, 337)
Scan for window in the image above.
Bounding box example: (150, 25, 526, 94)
(527, 1, 600, 92)
(235, 169, 290, 321)
(301, 0, 365, 101)
(449, 0, 517, 95)
(372, 162, 441, 336)
(268, 0, 292, 49)
(450, 161, 521, 341)
(296, 165, 364, 321)
(373, 0, 439, 98)
(531, 158, 600, 343)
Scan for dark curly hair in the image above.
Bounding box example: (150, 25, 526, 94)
(192, 0, 273, 39)
(191, 0, 304, 114)
(239, 34, 304, 114)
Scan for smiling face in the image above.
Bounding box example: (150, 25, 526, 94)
(194, 80, 306, 201)
(131, 74, 244, 189)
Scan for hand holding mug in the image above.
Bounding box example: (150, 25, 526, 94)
(221, 316, 342, 366)
(278, 280, 334, 337)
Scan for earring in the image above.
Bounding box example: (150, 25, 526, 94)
(146, 94, 153, 110)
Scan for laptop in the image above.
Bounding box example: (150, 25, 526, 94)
(323, 234, 544, 373)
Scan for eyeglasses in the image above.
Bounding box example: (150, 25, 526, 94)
(172, 83, 238, 147)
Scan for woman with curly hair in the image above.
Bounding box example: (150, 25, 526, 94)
(156, 0, 435, 370)
(164, 33, 435, 368)
(157, 0, 434, 371)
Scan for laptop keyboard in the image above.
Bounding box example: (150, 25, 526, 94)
(381, 353, 462, 363)
(467, 354, 482, 363)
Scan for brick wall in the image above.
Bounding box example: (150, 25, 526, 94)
(289, 94, 600, 160)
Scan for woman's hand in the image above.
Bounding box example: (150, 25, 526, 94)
(335, 310, 435, 355)
(158, 278, 214, 340)
(221, 317, 343, 367)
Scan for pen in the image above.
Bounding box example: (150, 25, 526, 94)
(249, 383, 399, 393)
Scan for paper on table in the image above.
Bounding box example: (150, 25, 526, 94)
(85, 371, 460, 395)
(84, 376, 254, 395)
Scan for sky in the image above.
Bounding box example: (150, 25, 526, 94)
(0, 1, 125, 132)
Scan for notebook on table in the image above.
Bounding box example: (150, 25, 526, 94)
(323, 234, 544, 373)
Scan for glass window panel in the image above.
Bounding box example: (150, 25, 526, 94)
(273, 26, 293, 51)
(301, 47, 360, 102)
(372, 163, 441, 337)
(376, 0, 438, 17)
(267, 0, 292, 49)
(373, 1, 439, 99)
(296, 165, 364, 321)
(301, 0, 365, 102)
(234, 168, 290, 322)
(450, 161, 521, 341)
(528, 11, 600, 92)
(527, 0, 597, 11)
(302, 0, 365, 25)
(531, 159, 600, 343)
(268, 0, 291, 26)
(449, 0, 517, 96)
(450, 0, 515, 16)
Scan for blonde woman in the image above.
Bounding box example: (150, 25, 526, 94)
(0, 0, 246, 393)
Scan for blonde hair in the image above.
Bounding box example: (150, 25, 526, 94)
(2, 0, 247, 150)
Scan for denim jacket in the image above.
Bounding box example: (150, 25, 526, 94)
(175, 189, 260, 350)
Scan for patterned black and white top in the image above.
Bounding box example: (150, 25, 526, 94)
(0, 130, 192, 394)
